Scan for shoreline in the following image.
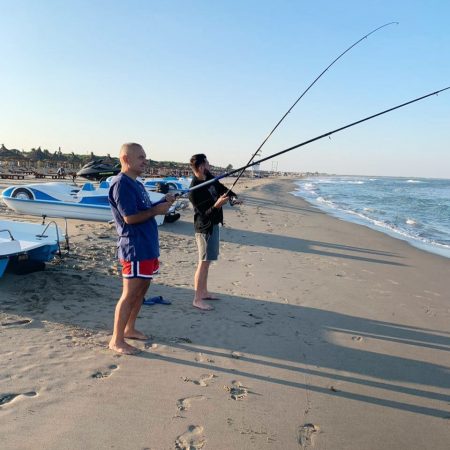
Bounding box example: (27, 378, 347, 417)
(3, 173, 448, 259)
(289, 176, 450, 260)
(1, 177, 449, 449)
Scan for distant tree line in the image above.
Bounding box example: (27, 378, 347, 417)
(0, 144, 230, 174)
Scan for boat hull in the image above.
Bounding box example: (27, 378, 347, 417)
(2, 196, 166, 225)
(2, 196, 113, 221)
(1, 182, 169, 225)
(0, 258, 8, 277)
(0, 219, 64, 277)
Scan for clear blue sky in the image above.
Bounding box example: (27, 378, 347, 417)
(1, 0, 449, 178)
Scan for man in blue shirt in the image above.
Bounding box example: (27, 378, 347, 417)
(108, 143, 174, 355)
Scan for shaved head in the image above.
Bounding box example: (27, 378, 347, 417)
(119, 142, 147, 178)
(119, 142, 143, 160)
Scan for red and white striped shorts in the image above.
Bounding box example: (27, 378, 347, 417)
(119, 258, 160, 279)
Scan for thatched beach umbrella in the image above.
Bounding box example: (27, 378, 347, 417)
(0, 145, 26, 168)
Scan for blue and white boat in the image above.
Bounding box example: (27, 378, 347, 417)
(0, 219, 64, 278)
(143, 176, 191, 194)
(1, 181, 180, 225)
(105, 176, 191, 194)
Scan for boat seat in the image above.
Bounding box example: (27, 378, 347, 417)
(81, 183, 95, 191)
(0, 239, 22, 256)
(99, 181, 109, 189)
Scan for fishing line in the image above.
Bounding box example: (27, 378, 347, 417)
(226, 21, 399, 195)
(190, 87, 450, 193)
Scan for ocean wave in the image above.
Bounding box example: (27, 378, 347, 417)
(341, 213, 449, 253)
(317, 196, 334, 207)
(302, 182, 317, 192)
(291, 176, 450, 258)
(295, 177, 450, 258)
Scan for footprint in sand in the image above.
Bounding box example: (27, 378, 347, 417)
(144, 342, 160, 350)
(1, 319, 32, 327)
(196, 374, 216, 387)
(182, 374, 216, 387)
(194, 353, 215, 364)
(177, 395, 207, 411)
(224, 381, 248, 400)
(0, 391, 37, 406)
(298, 423, 320, 448)
(175, 425, 206, 450)
(91, 365, 119, 379)
(248, 313, 262, 320)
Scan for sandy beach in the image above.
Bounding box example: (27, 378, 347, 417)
(0, 177, 449, 450)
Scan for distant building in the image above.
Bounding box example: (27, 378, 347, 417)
(250, 162, 261, 177)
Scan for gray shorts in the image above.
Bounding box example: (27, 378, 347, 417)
(195, 225, 220, 261)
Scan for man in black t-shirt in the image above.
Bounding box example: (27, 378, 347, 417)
(188, 154, 241, 311)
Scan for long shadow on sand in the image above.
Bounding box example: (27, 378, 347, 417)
(2, 273, 448, 419)
(164, 219, 407, 266)
(141, 285, 450, 419)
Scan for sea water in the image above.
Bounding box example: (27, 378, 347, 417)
(291, 176, 450, 259)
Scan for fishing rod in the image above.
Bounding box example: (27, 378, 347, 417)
(190, 86, 450, 193)
(226, 21, 399, 195)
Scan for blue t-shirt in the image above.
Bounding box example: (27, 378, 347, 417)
(108, 172, 159, 261)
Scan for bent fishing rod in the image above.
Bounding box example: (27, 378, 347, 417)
(226, 21, 399, 195)
(190, 86, 450, 193)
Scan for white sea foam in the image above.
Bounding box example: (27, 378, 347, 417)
(303, 182, 316, 192)
(290, 176, 450, 259)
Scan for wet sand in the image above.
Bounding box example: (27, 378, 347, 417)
(0, 177, 449, 449)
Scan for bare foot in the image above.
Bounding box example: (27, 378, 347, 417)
(193, 300, 214, 311)
(124, 329, 149, 340)
(109, 340, 141, 355)
(203, 291, 220, 300)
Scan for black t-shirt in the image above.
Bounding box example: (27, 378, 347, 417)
(189, 174, 236, 234)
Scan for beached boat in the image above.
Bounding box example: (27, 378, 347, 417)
(106, 176, 191, 195)
(143, 177, 191, 194)
(0, 219, 64, 278)
(1, 182, 182, 225)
